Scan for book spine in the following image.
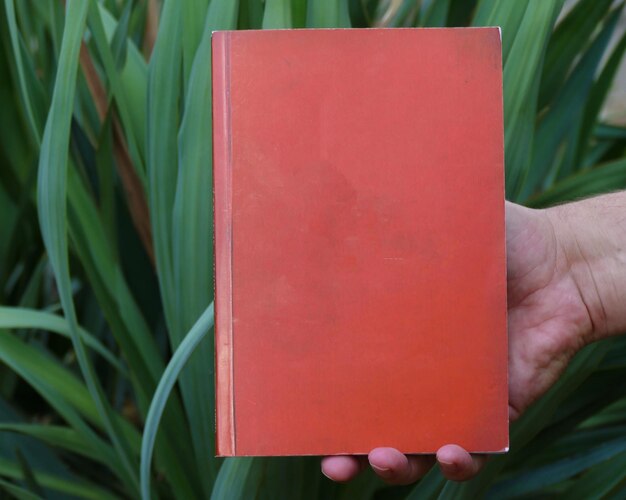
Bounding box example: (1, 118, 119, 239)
(212, 31, 235, 457)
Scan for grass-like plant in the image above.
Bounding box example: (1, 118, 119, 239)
(0, 0, 625, 498)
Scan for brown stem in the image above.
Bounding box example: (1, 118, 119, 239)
(79, 43, 155, 266)
(142, 0, 159, 61)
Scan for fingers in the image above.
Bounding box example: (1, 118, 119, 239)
(368, 447, 435, 485)
(321, 445, 487, 485)
(321, 455, 368, 482)
(436, 444, 487, 481)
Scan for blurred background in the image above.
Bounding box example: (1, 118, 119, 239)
(1, 0, 626, 498)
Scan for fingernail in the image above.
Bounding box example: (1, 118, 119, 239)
(371, 464, 392, 476)
(321, 470, 332, 480)
(439, 460, 458, 472)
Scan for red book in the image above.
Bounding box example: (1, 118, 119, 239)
(213, 28, 507, 457)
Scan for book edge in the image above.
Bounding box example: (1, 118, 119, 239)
(210, 26, 503, 34)
(212, 31, 236, 457)
(494, 29, 510, 453)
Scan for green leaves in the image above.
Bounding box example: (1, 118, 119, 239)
(0, 424, 106, 464)
(527, 158, 626, 207)
(263, 0, 293, 28)
(307, 0, 351, 27)
(169, 1, 240, 492)
(539, 0, 614, 109)
(140, 303, 214, 500)
(211, 458, 259, 500)
(499, 0, 563, 198)
(489, 436, 626, 498)
(524, 3, 623, 197)
(36, 0, 138, 493)
(0, 306, 125, 373)
(1, 0, 626, 498)
(146, 0, 182, 334)
(3, 0, 42, 145)
(564, 449, 626, 498)
(0, 458, 117, 500)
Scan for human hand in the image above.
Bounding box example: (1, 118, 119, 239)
(321, 201, 598, 484)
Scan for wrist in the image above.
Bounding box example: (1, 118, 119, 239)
(544, 195, 626, 343)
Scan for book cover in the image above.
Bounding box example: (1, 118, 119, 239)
(212, 27, 507, 457)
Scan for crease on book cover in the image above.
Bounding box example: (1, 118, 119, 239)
(213, 30, 236, 456)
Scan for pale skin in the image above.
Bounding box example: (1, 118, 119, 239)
(321, 192, 626, 484)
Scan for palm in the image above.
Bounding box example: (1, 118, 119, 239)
(505, 202, 591, 420)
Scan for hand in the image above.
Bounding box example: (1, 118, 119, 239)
(321, 201, 595, 484)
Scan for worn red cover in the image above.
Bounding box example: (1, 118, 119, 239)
(212, 28, 507, 457)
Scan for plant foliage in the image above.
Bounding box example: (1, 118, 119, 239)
(0, 0, 625, 498)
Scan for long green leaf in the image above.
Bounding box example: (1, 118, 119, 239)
(0, 306, 125, 373)
(263, 0, 293, 28)
(146, 0, 181, 338)
(182, 0, 209, 87)
(238, 0, 264, 29)
(526, 158, 626, 207)
(0, 423, 104, 464)
(211, 456, 324, 500)
(98, 3, 148, 166)
(575, 29, 626, 166)
(524, 5, 622, 197)
(306, 0, 351, 27)
(210, 458, 259, 499)
(0, 331, 132, 484)
(500, 0, 563, 199)
(406, 466, 446, 499)
(86, 1, 147, 181)
(0, 477, 41, 500)
(510, 373, 626, 470)
(538, 0, 614, 109)
(472, 0, 529, 63)
(488, 436, 626, 498)
(206, 0, 240, 31)
(139, 302, 214, 500)
(421, 0, 450, 27)
(109, 0, 132, 71)
(67, 167, 161, 390)
(563, 449, 626, 499)
(67, 165, 201, 500)
(291, 0, 307, 27)
(0, 457, 117, 500)
(170, 0, 239, 493)
(594, 123, 626, 140)
(35, 0, 138, 492)
(0, 332, 138, 441)
(581, 398, 626, 430)
(372, 0, 415, 27)
(3, 0, 42, 145)
(532, 425, 626, 464)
